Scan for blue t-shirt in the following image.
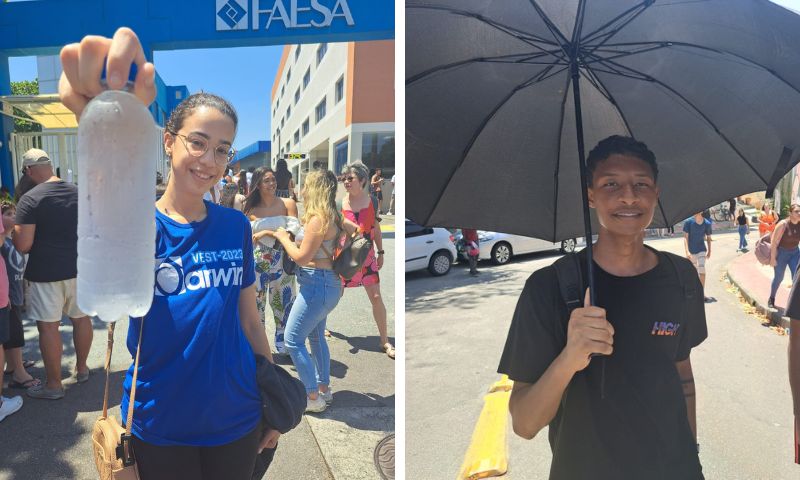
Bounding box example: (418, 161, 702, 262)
(683, 218, 712, 254)
(120, 201, 260, 446)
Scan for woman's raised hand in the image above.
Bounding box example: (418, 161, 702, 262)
(59, 27, 156, 118)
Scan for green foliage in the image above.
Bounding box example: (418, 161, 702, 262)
(10, 79, 41, 133)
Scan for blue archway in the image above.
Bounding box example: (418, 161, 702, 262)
(0, 0, 394, 189)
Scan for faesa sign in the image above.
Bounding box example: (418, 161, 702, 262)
(216, 0, 354, 32)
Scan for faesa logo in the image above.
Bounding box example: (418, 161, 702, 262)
(155, 256, 244, 297)
(217, 0, 354, 32)
(217, 0, 249, 30)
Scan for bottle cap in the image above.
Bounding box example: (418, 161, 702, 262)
(100, 61, 138, 89)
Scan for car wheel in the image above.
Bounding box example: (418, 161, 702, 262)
(428, 250, 452, 276)
(560, 238, 576, 254)
(491, 242, 512, 265)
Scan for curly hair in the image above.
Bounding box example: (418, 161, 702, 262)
(586, 135, 658, 187)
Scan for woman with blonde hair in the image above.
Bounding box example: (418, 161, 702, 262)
(264, 169, 355, 412)
(341, 162, 395, 359)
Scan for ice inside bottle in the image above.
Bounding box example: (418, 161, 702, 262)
(77, 64, 156, 322)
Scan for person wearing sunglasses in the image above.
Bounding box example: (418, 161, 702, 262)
(341, 162, 395, 359)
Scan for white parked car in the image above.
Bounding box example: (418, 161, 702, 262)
(461, 231, 578, 265)
(405, 220, 457, 276)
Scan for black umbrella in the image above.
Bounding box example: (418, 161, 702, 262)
(407, 0, 800, 297)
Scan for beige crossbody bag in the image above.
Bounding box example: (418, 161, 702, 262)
(91, 320, 143, 480)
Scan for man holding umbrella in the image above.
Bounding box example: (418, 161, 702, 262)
(499, 136, 707, 480)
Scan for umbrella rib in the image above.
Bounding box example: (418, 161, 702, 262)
(552, 72, 575, 241)
(597, 57, 770, 185)
(579, 60, 636, 138)
(599, 41, 800, 98)
(580, 1, 654, 52)
(407, 4, 562, 50)
(406, 51, 565, 86)
(422, 66, 568, 226)
(582, 44, 670, 65)
(527, 0, 571, 59)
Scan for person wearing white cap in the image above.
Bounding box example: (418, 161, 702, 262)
(13, 148, 92, 400)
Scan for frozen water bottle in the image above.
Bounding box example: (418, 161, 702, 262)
(77, 63, 156, 322)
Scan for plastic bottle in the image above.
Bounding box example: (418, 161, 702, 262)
(76, 64, 156, 322)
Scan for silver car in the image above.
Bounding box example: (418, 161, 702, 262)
(470, 231, 578, 265)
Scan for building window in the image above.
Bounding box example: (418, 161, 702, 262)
(287, 105, 291, 119)
(361, 132, 395, 175)
(335, 76, 344, 104)
(335, 139, 348, 175)
(281, 117, 284, 128)
(315, 98, 326, 123)
(303, 68, 310, 89)
(286, 141, 290, 152)
(281, 85, 285, 98)
(316, 43, 327, 66)
(294, 130, 300, 145)
(287, 67, 291, 82)
(294, 87, 300, 105)
(302, 118, 309, 136)
(295, 45, 301, 61)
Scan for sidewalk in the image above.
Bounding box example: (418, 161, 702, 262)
(725, 248, 794, 329)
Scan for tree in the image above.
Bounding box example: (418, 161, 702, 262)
(10, 79, 41, 133)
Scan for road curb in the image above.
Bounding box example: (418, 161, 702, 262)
(724, 269, 791, 329)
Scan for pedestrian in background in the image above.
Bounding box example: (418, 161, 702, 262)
(370, 168, 384, 215)
(237, 170, 249, 197)
(1, 201, 39, 391)
(14, 148, 92, 400)
(275, 159, 296, 200)
(264, 169, 356, 412)
(767, 204, 800, 309)
(729, 198, 737, 221)
(388, 174, 395, 216)
(736, 208, 750, 252)
(462, 228, 480, 276)
(245, 167, 298, 356)
(0, 200, 21, 422)
(760, 204, 778, 237)
(219, 182, 245, 211)
(684, 212, 713, 303)
(342, 163, 395, 359)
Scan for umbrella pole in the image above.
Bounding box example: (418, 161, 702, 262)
(572, 59, 607, 399)
(570, 62, 596, 305)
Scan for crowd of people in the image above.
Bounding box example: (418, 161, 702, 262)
(0, 27, 394, 479)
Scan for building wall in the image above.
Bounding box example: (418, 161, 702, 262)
(270, 41, 395, 184)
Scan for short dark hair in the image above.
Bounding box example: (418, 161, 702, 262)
(586, 135, 658, 187)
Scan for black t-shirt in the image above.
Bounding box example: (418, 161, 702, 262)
(15, 180, 78, 282)
(498, 249, 707, 480)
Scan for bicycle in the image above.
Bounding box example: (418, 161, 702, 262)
(711, 203, 731, 222)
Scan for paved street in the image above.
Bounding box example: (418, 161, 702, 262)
(0, 218, 395, 480)
(406, 230, 796, 479)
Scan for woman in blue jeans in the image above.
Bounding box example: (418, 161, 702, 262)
(768, 204, 800, 308)
(736, 208, 750, 252)
(266, 170, 356, 412)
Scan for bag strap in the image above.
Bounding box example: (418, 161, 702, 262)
(101, 317, 144, 436)
(553, 252, 584, 315)
(319, 223, 343, 261)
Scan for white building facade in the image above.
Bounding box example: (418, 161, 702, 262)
(270, 40, 394, 187)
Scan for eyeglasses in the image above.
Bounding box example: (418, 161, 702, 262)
(262, 178, 277, 185)
(343, 175, 358, 182)
(169, 131, 236, 165)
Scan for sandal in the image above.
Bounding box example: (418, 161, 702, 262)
(7, 377, 41, 389)
(23, 360, 35, 369)
(381, 343, 396, 360)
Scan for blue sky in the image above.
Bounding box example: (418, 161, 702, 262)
(10, 45, 285, 150)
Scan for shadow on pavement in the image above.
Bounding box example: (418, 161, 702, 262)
(326, 332, 395, 356)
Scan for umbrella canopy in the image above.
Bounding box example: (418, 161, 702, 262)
(406, 0, 800, 241)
